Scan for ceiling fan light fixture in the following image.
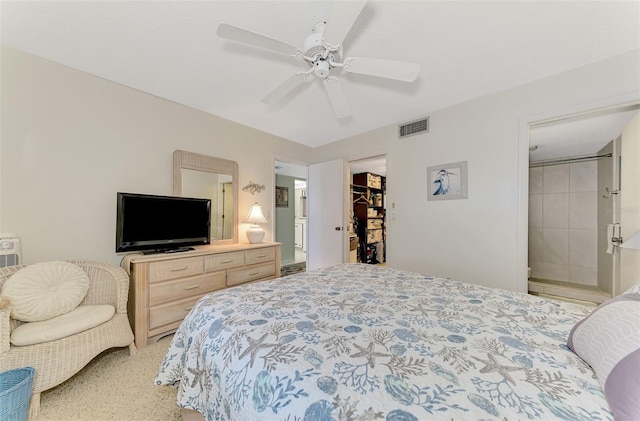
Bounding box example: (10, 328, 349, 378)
(217, 0, 420, 119)
(302, 22, 342, 67)
(314, 60, 330, 78)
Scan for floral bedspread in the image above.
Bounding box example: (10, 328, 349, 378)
(156, 264, 611, 420)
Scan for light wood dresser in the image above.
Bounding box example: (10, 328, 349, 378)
(122, 242, 281, 348)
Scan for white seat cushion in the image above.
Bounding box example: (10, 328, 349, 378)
(2, 261, 90, 322)
(10, 304, 115, 346)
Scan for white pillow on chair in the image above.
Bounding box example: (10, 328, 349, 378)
(10, 304, 115, 346)
(2, 261, 90, 322)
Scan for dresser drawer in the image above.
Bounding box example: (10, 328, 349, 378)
(148, 257, 204, 283)
(149, 272, 226, 306)
(227, 262, 276, 287)
(204, 251, 245, 272)
(124, 242, 281, 349)
(149, 295, 203, 330)
(245, 247, 275, 265)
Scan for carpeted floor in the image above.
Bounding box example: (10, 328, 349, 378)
(37, 335, 180, 421)
(280, 261, 306, 277)
(37, 265, 308, 420)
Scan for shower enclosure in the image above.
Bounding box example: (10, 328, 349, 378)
(527, 140, 620, 304)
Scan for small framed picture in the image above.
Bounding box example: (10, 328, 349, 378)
(427, 161, 468, 201)
(275, 186, 289, 207)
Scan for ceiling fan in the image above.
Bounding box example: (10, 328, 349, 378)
(217, 0, 421, 119)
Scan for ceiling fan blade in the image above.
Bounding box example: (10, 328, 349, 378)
(322, 0, 367, 47)
(344, 57, 421, 82)
(323, 77, 351, 119)
(261, 74, 308, 104)
(217, 23, 299, 56)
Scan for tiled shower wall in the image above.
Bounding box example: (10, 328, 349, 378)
(529, 161, 598, 285)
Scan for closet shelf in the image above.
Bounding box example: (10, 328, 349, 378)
(352, 172, 385, 264)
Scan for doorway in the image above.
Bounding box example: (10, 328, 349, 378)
(349, 155, 387, 266)
(526, 104, 639, 305)
(274, 160, 307, 273)
(277, 156, 387, 271)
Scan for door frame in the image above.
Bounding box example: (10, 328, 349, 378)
(518, 92, 640, 294)
(273, 157, 308, 266)
(348, 154, 388, 264)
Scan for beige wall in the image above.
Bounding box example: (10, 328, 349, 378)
(0, 46, 312, 266)
(2, 45, 639, 293)
(314, 49, 640, 292)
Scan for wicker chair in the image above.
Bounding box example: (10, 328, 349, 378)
(0, 261, 135, 419)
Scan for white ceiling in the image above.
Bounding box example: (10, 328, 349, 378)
(350, 156, 386, 176)
(275, 160, 307, 179)
(529, 105, 640, 162)
(1, 1, 639, 149)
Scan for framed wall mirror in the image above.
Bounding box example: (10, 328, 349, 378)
(173, 150, 239, 244)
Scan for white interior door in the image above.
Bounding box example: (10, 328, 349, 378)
(307, 159, 349, 270)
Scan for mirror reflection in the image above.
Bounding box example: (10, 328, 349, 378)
(173, 150, 239, 244)
(181, 169, 234, 240)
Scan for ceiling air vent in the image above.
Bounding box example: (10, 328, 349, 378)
(398, 117, 429, 139)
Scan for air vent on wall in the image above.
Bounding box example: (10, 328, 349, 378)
(0, 233, 21, 268)
(398, 117, 429, 139)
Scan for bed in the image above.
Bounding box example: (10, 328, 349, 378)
(156, 264, 638, 420)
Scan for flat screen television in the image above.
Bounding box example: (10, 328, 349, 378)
(116, 192, 211, 253)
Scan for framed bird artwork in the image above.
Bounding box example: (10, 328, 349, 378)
(427, 161, 468, 200)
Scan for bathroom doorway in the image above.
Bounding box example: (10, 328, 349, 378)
(527, 104, 639, 305)
(274, 160, 307, 273)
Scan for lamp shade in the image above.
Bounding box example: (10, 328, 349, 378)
(244, 203, 267, 244)
(620, 231, 640, 250)
(244, 203, 268, 224)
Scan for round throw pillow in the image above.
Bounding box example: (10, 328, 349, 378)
(2, 261, 90, 322)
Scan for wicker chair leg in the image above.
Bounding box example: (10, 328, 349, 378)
(28, 392, 41, 420)
(128, 341, 137, 357)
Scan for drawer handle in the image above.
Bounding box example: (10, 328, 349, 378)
(248, 271, 260, 276)
(220, 259, 233, 263)
(256, 254, 267, 258)
(170, 266, 189, 272)
(184, 285, 200, 290)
